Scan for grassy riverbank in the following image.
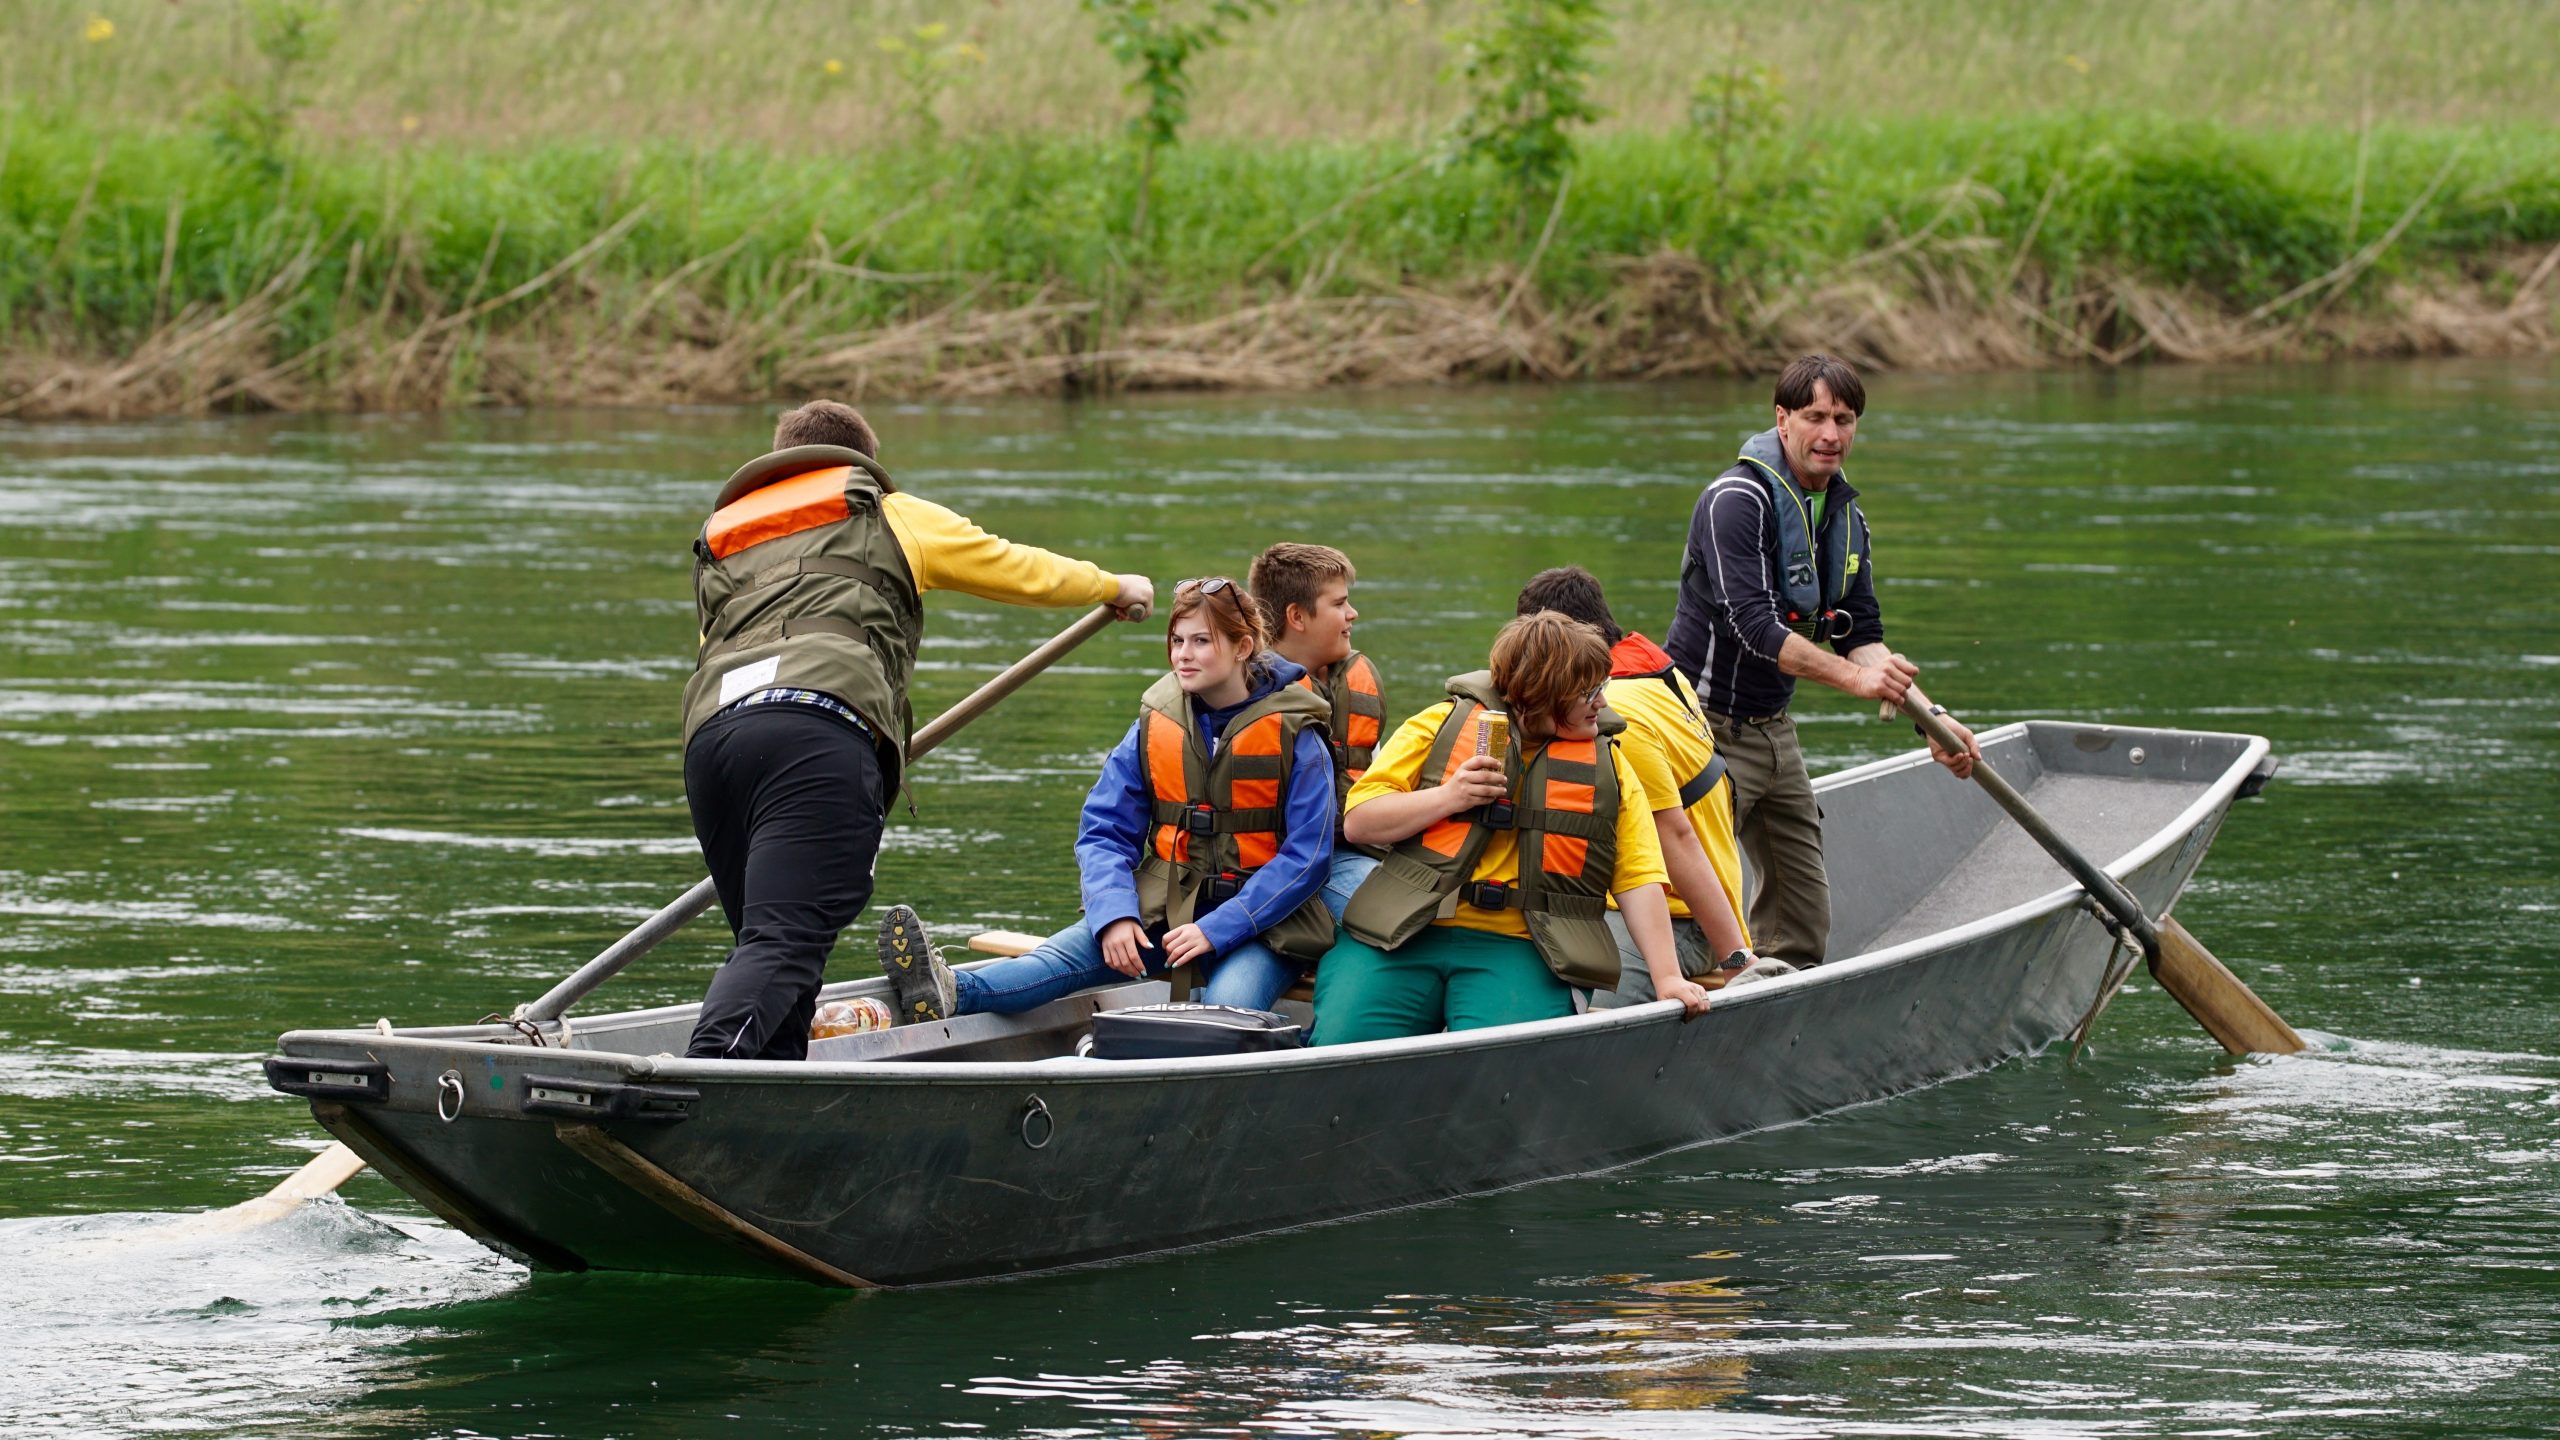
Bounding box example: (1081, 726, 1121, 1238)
(7, 1, 2560, 416)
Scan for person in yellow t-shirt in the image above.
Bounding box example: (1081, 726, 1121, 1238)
(1313, 612, 1707, 1045)
(1515, 568, 1790, 1000)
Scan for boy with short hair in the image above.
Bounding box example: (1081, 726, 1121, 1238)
(1248, 542, 1386, 919)
(1515, 566, 1787, 996)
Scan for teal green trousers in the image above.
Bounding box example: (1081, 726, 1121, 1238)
(1311, 924, 1574, 1045)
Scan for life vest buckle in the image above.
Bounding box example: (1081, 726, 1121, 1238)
(1183, 805, 1218, 836)
(1461, 879, 1516, 911)
(1206, 870, 1245, 904)
(1481, 800, 1517, 830)
(1787, 609, 1852, 642)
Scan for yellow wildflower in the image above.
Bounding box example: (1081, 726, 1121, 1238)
(400, 115, 422, 133)
(824, 57, 845, 75)
(954, 42, 987, 64)
(876, 35, 907, 53)
(85, 16, 116, 42)
(2061, 53, 2092, 74)
(916, 21, 949, 42)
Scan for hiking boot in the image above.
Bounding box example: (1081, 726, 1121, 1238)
(877, 904, 956, 1024)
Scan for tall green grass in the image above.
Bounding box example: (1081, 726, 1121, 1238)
(8, 107, 2555, 361)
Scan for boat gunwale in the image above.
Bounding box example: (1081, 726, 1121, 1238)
(273, 722, 2270, 1091)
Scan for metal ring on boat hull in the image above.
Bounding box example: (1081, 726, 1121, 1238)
(436, 1070, 467, 1123)
(1020, 1094, 1054, 1150)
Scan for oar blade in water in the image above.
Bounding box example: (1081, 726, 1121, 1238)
(177, 1142, 368, 1234)
(2148, 914, 2305, 1055)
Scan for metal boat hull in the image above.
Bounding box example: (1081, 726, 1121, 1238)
(271, 721, 2273, 1285)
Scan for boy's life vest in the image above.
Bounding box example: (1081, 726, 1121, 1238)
(680, 445, 924, 785)
(1130, 670, 1338, 964)
(1297, 649, 1386, 797)
(1733, 427, 1859, 643)
(1341, 671, 1628, 989)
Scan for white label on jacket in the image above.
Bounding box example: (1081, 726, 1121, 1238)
(717, 655, 780, 705)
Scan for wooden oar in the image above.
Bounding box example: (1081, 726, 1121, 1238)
(215, 600, 1142, 1229)
(1902, 697, 2304, 1056)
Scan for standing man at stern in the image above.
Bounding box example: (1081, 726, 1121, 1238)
(1663, 354, 1980, 968)
(679, 400, 1152, 1061)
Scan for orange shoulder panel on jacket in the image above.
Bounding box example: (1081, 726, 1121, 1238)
(1144, 710, 1190, 864)
(705, 468, 853, 560)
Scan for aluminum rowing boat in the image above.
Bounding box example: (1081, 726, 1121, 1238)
(265, 719, 2276, 1286)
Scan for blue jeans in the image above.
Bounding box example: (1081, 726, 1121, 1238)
(1321, 851, 1381, 922)
(952, 920, 1306, 1015)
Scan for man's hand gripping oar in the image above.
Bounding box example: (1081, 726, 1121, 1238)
(202, 597, 1151, 1232)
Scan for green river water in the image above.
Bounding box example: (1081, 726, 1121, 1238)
(1, 361, 2555, 1438)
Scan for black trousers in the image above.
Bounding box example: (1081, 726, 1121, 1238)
(682, 703, 886, 1061)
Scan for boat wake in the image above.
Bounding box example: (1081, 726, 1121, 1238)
(0, 1201, 520, 1440)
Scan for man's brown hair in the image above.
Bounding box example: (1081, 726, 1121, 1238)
(1515, 566, 1622, 647)
(1489, 611, 1610, 729)
(773, 399, 879, 458)
(1247, 542, 1356, 637)
(1772, 353, 1866, 416)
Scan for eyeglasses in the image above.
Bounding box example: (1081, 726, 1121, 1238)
(1175, 576, 1237, 598)
(1583, 684, 1609, 708)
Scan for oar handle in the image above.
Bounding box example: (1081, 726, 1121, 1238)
(518, 600, 1142, 1024)
(908, 601, 1136, 761)
(520, 876, 722, 1023)
(1900, 695, 2158, 952)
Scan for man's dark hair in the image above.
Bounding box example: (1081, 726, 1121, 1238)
(1515, 566, 1621, 647)
(773, 399, 879, 457)
(1773, 353, 1866, 416)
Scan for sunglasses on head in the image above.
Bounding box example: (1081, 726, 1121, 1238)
(1175, 576, 1238, 598)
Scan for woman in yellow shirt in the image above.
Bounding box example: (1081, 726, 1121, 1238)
(1315, 612, 1710, 1044)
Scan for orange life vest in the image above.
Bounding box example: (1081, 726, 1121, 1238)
(1128, 671, 1337, 963)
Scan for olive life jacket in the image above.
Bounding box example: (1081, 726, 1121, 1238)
(679, 445, 924, 786)
(1733, 427, 1859, 643)
(1608, 632, 1729, 808)
(1299, 649, 1386, 795)
(1340, 671, 1628, 989)
(1130, 669, 1338, 964)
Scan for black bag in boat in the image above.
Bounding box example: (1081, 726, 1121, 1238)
(1086, 1003, 1305, 1059)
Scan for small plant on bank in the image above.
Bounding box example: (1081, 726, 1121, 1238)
(873, 22, 988, 141)
(1688, 32, 1786, 199)
(1452, 0, 1609, 229)
(198, 0, 337, 177)
(1083, 0, 1277, 244)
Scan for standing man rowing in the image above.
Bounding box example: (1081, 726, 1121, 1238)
(679, 400, 1152, 1060)
(1663, 354, 1980, 968)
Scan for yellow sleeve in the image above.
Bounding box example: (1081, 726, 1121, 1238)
(1345, 702, 1453, 813)
(1609, 745, 1669, 895)
(1607, 690, 1685, 818)
(880, 492, 1120, 608)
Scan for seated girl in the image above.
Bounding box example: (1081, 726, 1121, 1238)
(1314, 611, 1710, 1044)
(878, 576, 1337, 1022)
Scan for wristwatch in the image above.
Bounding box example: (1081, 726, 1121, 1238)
(1717, 948, 1754, 974)
(1912, 703, 1948, 737)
